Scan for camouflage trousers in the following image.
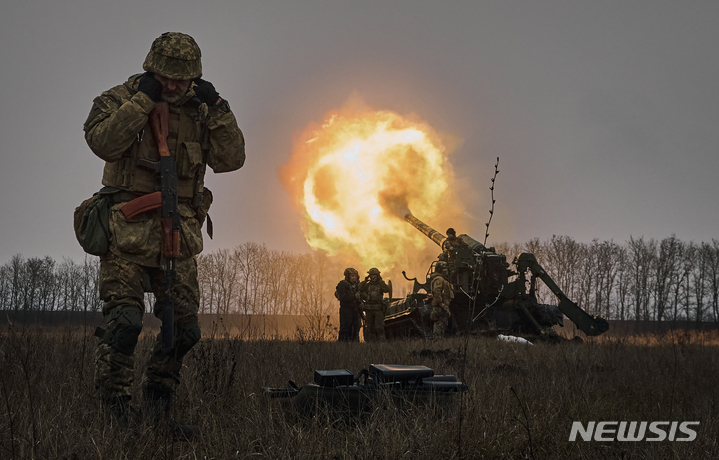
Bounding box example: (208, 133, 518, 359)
(362, 304, 385, 342)
(338, 306, 362, 342)
(431, 305, 450, 337)
(95, 253, 201, 399)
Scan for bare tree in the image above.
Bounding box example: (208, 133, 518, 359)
(692, 242, 709, 323)
(627, 236, 656, 321)
(592, 240, 621, 318)
(8, 254, 25, 312)
(653, 236, 681, 322)
(544, 235, 583, 304)
(676, 244, 696, 321)
(234, 242, 267, 314)
(706, 240, 719, 322)
(56, 258, 81, 312)
(78, 256, 101, 312)
(36, 256, 56, 312)
(0, 264, 9, 310)
(615, 246, 631, 320)
(217, 248, 243, 316)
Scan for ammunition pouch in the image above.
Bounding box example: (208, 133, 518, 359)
(177, 142, 203, 179)
(73, 187, 115, 256)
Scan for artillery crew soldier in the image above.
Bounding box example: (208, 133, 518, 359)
(441, 228, 463, 260)
(430, 261, 454, 337)
(336, 268, 362, 342)
(358, 267, 391, 342)
(83, 32, 245, 426)
(441, 228, 466, 284)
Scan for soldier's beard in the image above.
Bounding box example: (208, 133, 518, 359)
(161, 93, 186, 105)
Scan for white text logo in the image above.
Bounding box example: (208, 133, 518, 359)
(568, 421, 699, 442)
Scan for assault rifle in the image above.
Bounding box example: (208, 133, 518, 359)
(115, 102, 179, 353)
(149, 101, 179, 353)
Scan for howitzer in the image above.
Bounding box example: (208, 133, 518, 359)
(384, 213, 609, 338)
(149, 102, 179, 353)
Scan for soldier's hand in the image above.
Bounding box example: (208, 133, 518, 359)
(193, 78, 221, 106)
(138, 72, 163, 102)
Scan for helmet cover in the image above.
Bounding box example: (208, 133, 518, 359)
(143, 32, 202, 80)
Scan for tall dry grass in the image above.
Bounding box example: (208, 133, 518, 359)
(0, 323, 717, 459)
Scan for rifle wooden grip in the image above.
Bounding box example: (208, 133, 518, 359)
(149, 102, 170, 157)
(161, 217, 180, 258)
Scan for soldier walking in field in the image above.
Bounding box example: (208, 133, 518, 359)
(430, 261, 454, 337)
(83, 32, 245, 430)
(336, 268, 362, 342)
(358, 267, 391, 342)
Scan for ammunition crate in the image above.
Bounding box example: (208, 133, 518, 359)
(314, 369, 354, 387)
(369, 364, 434, 383)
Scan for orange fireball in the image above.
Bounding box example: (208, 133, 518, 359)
(280, 101, 465, 274)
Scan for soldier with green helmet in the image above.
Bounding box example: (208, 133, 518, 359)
(441, 228, 466, 284)
(336, 268, 362, 342)
(83, 32, 245, 428)
(430, 261, 454, 337)
(358, 267, 391, 341)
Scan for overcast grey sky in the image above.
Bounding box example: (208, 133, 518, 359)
(0, 1, 717, 264)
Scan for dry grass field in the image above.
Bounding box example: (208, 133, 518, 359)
(0, 323, 718, 459)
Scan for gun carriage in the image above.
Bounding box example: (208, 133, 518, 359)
(384, 214, 609, 339)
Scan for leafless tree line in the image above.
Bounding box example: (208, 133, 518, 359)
(2, 236, 719, 323)
(195, 242, 337, 317)
(496, 235, 719, 323)
(0, 254, 101, 313)
(0, 243, 340, 318)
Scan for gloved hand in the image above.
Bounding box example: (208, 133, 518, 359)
(137, 72, 163, 102)
(193, 78, 220, 106)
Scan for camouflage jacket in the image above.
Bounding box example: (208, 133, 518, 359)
(83, 74, 245, 267)
(358, 277, 390, 307)
(441, 236, 465, 258)
(430, 273, 453, 308)
(336, 279, 361, 310)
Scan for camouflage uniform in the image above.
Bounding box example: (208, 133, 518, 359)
(430, 270, 453, 337)
(336, 268, 361, 342)
(441, 233, 465, 284)
(358, 269, 390, 342)
(84, 33, 245, 406)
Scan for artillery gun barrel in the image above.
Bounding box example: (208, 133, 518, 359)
(404, 214, 445, 247)
(458, 234, 487, 253)
(404, 213, 487, 253)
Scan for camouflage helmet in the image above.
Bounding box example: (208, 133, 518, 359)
(435, 261, 448, 273)
(367, 267, 381, 276)
(143, 32, 202, 80)
(343, 267, 359, 278)
(446, 228, 456, 236)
